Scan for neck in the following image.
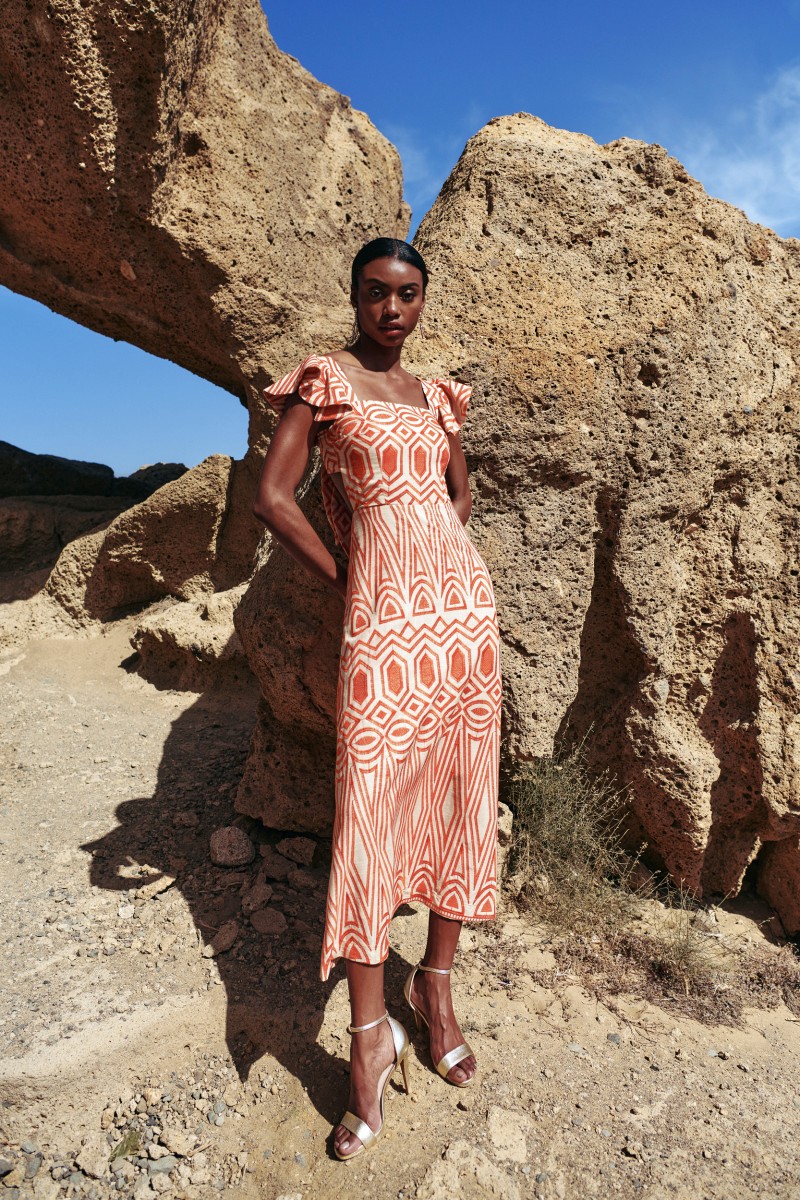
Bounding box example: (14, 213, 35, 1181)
(349, 334, 403, 372)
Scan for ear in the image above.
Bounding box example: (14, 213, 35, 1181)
(350, 287, 357, 309)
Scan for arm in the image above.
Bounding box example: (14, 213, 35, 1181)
(443, 430, 473, 526)
(253, 395, 348, 598)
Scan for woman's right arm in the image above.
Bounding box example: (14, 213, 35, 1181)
(253, 394, 348, 599)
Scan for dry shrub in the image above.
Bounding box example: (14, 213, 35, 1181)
(502, 741, 800, 1025)
(504, 737, 636, 933)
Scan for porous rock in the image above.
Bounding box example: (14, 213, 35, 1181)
(131, 585, 251, 691)
(237, 113, 800, 930)
(411, 114, 800, 921)
(45, 456, 249, 622)
(0, 0, 406, 620)
(209, 826, 255, 868)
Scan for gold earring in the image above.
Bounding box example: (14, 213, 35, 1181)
(417, 313, 425, 337)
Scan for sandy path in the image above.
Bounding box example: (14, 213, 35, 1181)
(1, 620, 799, 1200)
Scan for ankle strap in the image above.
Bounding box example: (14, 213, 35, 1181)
(416, 962, 451, 976)
(347, 1011, 389, 1035)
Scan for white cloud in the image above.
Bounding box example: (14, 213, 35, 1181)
(671, 64, 800, 238)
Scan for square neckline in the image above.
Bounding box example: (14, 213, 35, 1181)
(325, 354, 431, 414)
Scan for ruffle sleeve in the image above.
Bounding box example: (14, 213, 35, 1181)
(423, 378, 472, 434)
(263, 354, 353, 422)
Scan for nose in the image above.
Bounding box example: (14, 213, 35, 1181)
(383, 293, 399, 317)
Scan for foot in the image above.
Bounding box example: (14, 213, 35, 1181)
(410, 968, 477, 1085)
(333, 1018, 396, 1158)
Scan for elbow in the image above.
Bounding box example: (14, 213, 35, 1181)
(252, 491, 281, 529)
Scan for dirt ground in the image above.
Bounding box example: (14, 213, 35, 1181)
(2, 617, 800, 1200)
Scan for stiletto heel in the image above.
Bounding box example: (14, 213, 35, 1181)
(403, 962, 476, 1088)
(334, 1011, 410, 1162)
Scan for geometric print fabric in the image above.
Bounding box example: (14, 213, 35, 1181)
(264, 355, 502, 980)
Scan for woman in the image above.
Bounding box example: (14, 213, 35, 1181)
(254, 238, 502, 1160)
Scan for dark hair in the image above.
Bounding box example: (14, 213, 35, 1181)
(351, 238, 429, 293)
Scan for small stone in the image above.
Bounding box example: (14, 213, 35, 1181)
(150, 1175, 172, 1195)
(147, 1146, 169, 1161)
(142, 1088, 161, 1106)
(117, 904, 135, 920)
(287, 868, 317, 891)
(76, 1133, 110, 1180)
(0, 1163, 12, 1181)
(24, 1155, 42, 1181)
(202, 920, 239, 957)
(209, 827, 255, 868)
(158, 1130, 194, 1158)
(567, 1042, 587, 1056)
(250, 908, 287, 936)
(1, 1165, 25, 1188)
(241, 879, 274, 916)
(132, 1177, 154, 1199)
(607, 1033, 621, 1046)
(259, 847, 293, 881)
(148, 1156, 178, 1176)
(101, 1109, 115, 1131)
(275, 836, 316, 866)
(20, 1145, 39, 1157)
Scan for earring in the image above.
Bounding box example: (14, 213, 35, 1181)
(417, 313, 425, 338)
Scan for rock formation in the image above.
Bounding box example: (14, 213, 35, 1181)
(0, 0, 407, 624)
(238, 115, 800, 933)
(3, 2, 798, 932)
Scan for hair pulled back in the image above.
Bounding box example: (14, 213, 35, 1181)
(351, 238, 429, 293)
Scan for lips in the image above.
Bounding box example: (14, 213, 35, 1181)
(382, 324, 404, 333)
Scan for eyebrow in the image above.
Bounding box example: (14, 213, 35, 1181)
(363, 277, 420, 288)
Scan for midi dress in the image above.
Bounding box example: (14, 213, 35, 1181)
(264, 354, 502, 981)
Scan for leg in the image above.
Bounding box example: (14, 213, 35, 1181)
(333, 960, 395, 1158)
(410, 911, 477, 1085)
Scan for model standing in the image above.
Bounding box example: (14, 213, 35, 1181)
(254, 238, 502, 1160)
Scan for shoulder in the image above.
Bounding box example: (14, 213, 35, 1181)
(421, 376, 472, 433)
(263, 354, 350, 421)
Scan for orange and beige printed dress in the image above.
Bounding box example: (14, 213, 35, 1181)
(264, 354, 502, 981)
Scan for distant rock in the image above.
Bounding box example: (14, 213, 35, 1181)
(0, 441, 113, 497)
(113, 464, 188, 499)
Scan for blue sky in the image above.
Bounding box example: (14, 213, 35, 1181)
(3, 0, 799, 476)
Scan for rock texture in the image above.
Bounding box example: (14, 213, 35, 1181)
(409, 114, 800, 919)
(0, 0, 406, 418)
(131, 585, 250, 692)
(0, 0, 406, 620)
(237, 114, 800, 930)
(45, 456, 247, 621)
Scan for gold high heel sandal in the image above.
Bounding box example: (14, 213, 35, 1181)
(334, 1011, 411, 1162)
(403, 963, 476, 1088)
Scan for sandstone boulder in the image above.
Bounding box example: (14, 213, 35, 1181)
(0, 0, 406, 419)
(409, 114, 799, 919)
(0, 0, 406, 624)
(45, 455, 249, 621)
(131, 585, 251, 692)
(236, 114, 800, 932)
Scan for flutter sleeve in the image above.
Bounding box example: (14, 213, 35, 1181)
(425, 378, 472, 434)
(263, 354, 352, 421)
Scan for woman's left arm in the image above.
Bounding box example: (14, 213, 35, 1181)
(444, 431, 472, 526)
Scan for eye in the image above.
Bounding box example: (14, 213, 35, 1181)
(368, 288, 383, 299)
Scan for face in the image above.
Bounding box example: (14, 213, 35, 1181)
(351, 256, 425, 347)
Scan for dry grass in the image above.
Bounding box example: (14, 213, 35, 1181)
(503, 740, 800, 1025)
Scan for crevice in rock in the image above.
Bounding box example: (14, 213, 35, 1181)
(699, 611, 765, 896)
(556, 488, 649, 766)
